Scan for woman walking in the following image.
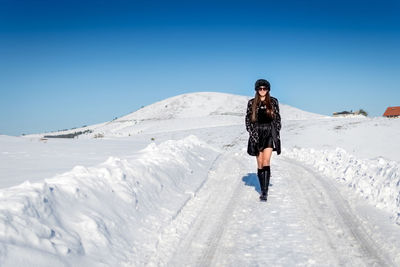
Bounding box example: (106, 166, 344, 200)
(245, 79, 281, 201)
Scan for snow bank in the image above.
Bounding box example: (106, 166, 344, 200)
(283, 147, 400, 224)
(0, 135, 219, 266)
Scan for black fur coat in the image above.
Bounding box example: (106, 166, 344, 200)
(245, 97, 281, 156)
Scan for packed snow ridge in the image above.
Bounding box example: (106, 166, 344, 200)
(0, 135, 219, 266)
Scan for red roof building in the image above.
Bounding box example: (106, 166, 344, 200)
(383, 106, 400, 117)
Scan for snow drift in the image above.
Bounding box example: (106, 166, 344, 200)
(0, 135, 219, 266)
(284, 147, 400, 224)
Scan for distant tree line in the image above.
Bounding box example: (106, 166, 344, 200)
(44, 129, 93, 139)
(333, 109, 368, 117)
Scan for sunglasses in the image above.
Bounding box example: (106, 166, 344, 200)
(257, 87, 269, 91)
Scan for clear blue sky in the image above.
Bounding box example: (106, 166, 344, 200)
(1, 0, 399, 136)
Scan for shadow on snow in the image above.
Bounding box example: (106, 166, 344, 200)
(242, 173, 261, 194)
(242, 172, 273, 195)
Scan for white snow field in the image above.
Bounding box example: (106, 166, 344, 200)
(1, 92, 400, 266)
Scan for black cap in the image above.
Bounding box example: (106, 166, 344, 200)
(255, 79, 270, 91)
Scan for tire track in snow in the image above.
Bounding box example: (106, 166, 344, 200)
(145, 132, 247, 266)
(167, 133, 247, 266)
(197, 132, 249, 265)
(282, 157, 394, 267)
(196, 175, 243, 267)
(209, 155, 328, 266)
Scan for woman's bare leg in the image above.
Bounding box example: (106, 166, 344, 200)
(256, 152, 264, 169)
(261, 148, 273, 167)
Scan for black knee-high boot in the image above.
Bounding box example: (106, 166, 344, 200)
(257, 168, 265, 196)
(262, 166, 271, 200)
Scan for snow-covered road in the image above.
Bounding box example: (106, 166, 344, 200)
(147, 131, 398, 267)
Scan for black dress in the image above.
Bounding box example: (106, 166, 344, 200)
(248, 102, 275, 156)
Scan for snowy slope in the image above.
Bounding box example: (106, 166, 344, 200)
(27, 92, 324, 138)
(117, 92, 247, 120)
(280, 103, 327, 120)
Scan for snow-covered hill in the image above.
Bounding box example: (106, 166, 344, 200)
(27, 92, 325, 138)
(118, 92, 248, 120)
